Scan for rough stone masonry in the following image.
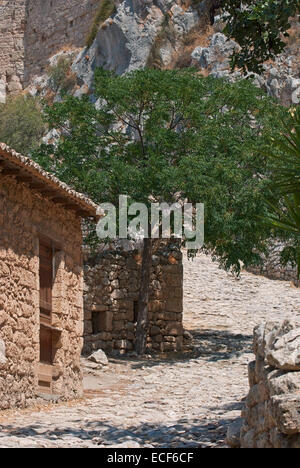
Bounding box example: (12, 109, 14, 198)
(230, 321, 300, 448)
(83, 240, 184, 355)
(0, 0, 99, 100)
(0, 143, 98, 410)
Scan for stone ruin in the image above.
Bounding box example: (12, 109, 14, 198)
(83, 240, 184, 355)
(228, 320, 300, 448)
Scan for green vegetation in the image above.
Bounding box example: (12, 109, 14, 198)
(86, 0, 116, 47)
(48, 57, 77, 94)
(220, 0, 299, 74)
(0, 94, 46, 154)
(32, 68, 287, 353)
(33, 68, 287, 271)
(265, 107, 300, 275)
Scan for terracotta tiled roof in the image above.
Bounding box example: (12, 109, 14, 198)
(0, 142, 99, 219)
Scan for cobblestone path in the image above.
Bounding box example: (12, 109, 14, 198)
(0, 254, 299, 448)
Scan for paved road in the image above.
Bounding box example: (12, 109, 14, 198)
(0, 254, 299, 448)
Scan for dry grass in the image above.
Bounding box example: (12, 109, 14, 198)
(169, 24, 214, 70)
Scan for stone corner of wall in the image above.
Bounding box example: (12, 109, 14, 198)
(227, 320, 300, 449)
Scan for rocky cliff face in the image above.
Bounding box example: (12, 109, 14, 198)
(25, 0, 299, 108)
(71, 0, 203, 88)
(190, 23, 300, 106)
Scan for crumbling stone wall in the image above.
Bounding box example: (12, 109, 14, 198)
(83, 241, 183, 355)
(239, 321, 300, 448)
(0, 173, 84, 409)
(0, 0, 99, 98)
(246, 242, 297, 282)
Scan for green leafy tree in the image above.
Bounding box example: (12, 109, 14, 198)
(201, 0, 299, 74)
(33, 68, 286, 353)
(0, 94, 46, 154)
(222, 0, 299, 74)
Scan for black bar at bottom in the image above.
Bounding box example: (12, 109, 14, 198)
(97, 449, 203, 465)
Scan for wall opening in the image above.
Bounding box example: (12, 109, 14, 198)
(92, 311, 107, 334)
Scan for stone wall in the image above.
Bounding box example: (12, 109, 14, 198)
(24, 0, 99, 83)
(246, 242, 297, 282)
(83, 241, 183, 355)
(0, 1, 26, 98)
(0, 0, 99, 98)
(0, 172, 84, 409)
(235, 321, 300, 448)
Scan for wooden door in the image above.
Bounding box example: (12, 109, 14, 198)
(39, 241, 53, 364)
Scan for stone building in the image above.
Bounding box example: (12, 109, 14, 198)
(0, 0, 99, 97)
(83, 241, 184, 355)
(0, 143, 98, 410)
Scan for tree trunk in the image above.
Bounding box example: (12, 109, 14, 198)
(135, 237, 152, 356)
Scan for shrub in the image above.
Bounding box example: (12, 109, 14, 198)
(0, 94, 46, 154)
(48, 57, 77, 94)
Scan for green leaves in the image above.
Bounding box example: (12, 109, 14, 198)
(221, 0, 299, 74)
(0, 95, 46, 155)
(264, 107, 300, 276)
(33, 68, 286, 271)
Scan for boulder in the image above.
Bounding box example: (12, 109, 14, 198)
(253, 320, 300, 371)
(265, 321, 300, 371)
(268, 370, 300, 397)
(271, 394, 300, 435)
(88, 349, 109, 366)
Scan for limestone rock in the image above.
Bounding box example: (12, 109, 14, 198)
(0, 77, 6, 104)
(88, 349, 109, 366)
(268, 371, 300, 397)
(0, 339, 6, 365)
(265, 321, 300, 371)
(72, 0, 201, 85)
(253, 320, 300, 370)
(191, 33, 239, 72)
(191, 30, 300, 106)
(271, 394, 300, 435)
(226, 418, 243, 448)
(240, 321, 300, 448)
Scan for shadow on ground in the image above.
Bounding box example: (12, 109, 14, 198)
(187, 328, 253, 361)
(0, 414, 234, 448)
(110, 329, 253, 370)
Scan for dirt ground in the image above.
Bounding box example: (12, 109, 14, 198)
(0, 253, 299, 448)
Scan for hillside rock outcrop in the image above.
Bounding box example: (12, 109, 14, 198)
(72, 0, 202, 87)
(191, 29, 300, 106)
